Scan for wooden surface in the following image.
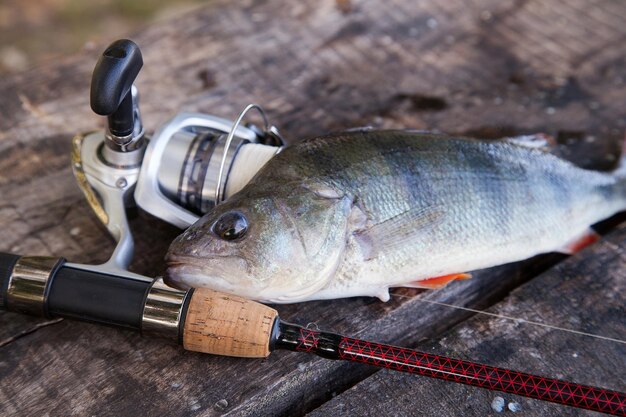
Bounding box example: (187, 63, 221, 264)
(0, 0, 625, 415)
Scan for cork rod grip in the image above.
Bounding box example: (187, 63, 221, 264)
(182, 288, 278, 358)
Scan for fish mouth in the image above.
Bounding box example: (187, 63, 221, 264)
(164, 255, 201, 287)
(164, 258, 202, 290)
(164, 254, 252, 295)
(166, 254, 206, 268)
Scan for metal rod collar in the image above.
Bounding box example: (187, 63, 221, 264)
(141, 278, 190, 342)
(7, 256, 64, 317)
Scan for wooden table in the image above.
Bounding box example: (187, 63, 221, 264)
(0, 0, 624, 415)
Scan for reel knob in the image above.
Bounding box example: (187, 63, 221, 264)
(90, 39, 143, 142)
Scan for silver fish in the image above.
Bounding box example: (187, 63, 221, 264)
(166, 130, 626, 303)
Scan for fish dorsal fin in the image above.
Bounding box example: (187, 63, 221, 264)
(345, 126, 375, 132)
(504, 133, 557, 152)
(353, 205, 445, 261)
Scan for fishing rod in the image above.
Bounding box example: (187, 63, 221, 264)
(0, 252, 624, 416)
(2, 39, 625, 415)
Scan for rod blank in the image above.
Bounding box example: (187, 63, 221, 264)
(275, 323, 626, 416)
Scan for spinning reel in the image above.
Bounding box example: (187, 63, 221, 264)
(72, 39, 284, 274)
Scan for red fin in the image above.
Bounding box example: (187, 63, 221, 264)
(405, 273, 472, 289)
(559, 229, 600, 255)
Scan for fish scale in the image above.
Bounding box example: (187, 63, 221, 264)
(167, 130, 626, 303)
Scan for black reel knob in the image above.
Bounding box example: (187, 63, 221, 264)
(90, 39, 143, 137)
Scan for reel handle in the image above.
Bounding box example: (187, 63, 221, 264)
(90, 39, 143, 137)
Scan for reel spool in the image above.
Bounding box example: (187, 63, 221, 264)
(135, 106, 283, 228)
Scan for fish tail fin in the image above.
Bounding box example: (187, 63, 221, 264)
(617, 132, 626, 174)
(608, 132, 626, 207)
(613, 132, 626, 188)
(593, 132, 626, 216)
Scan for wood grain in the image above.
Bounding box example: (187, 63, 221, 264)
(0, 0, 625, 415)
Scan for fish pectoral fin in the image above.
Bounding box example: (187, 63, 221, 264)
(403, 273, 472, 289)
(557, 228, 601, 255)
(353, 206, 446, 261)
(504, 133, 557, 152)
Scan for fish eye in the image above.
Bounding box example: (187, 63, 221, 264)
(212, 211, 248, 241)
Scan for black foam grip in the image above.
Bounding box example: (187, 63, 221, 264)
(48, 266, 152, 330)
(0, 252, 20, 309)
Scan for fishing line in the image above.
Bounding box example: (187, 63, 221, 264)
(390, 292, 626, 345)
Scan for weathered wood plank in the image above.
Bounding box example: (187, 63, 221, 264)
(308, 223, 626, 417)
(0, 0, 625, 415)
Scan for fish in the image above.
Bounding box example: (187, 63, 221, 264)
(165, 130, 626, 303)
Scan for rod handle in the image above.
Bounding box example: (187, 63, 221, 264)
(182, 288, 278, 358)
